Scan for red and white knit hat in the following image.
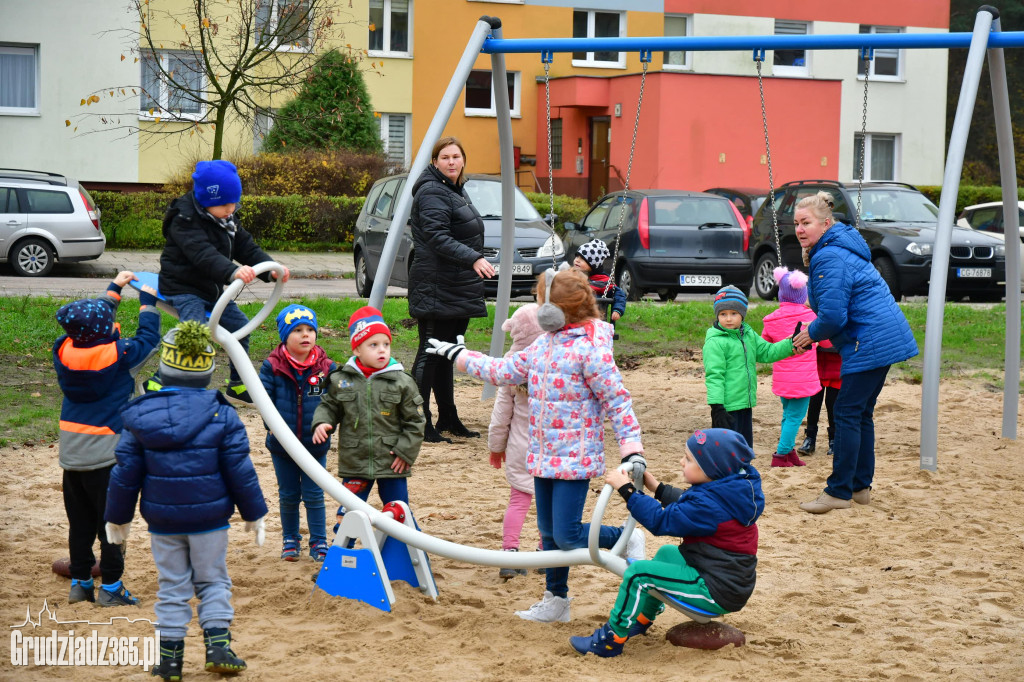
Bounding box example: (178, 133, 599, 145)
(348, 306, 391, 349)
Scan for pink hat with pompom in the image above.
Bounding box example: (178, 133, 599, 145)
(774, 266, 808, 304)
(502, 303, 544, 352)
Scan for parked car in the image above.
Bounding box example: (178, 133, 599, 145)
(748, 179, 1007, 302)
(703, 187, 768, 230)
(561, 190, 753, 301)
(0, 169, 105, 277)
(353, 173, 564, 298)
(956, 200, 1024, 242)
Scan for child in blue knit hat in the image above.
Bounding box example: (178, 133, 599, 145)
(570, 428, 764, 658)
(155, 159, 290, 404)
(258, 304, 337, 562)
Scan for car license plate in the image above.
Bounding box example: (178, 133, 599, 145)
(680, 274, 722, 286)
(956, 268, 992, 278)
(493, 263, 533, 276)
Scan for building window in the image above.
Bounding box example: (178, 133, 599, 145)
(140, 52, 204, 119)
(0, 45, 38, 115)
(853, 133, 899, 181)
(379, 112, 410, 166)
(662, 15, 690, 70)
(550, 119, 563, 170)
(253, 108, 275, 153)
(255, 0, 311, 50)
(572, 10, 625, 68)
(464, 70, 520, 117)
(369, 0, 411, 56)
(774, 19, 809, 77)
(858, 25, 903, 79)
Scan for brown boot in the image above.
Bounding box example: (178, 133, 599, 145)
(799, 492, 852, 514)
(852, 488, 871, 505)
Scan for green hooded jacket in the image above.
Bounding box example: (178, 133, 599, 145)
(702, 322, 793, 411)
(311, 358, 425, 479)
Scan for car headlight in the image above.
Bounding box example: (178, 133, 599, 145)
(994, 244, 1006, 256)
(537, 235, 565, 258)
(905, 242, 933, 256)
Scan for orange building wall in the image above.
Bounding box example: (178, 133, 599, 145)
(664, 1, 949, 29)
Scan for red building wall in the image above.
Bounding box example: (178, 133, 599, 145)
(664, 1, 949, 29)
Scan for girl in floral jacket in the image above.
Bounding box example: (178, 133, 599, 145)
(429, 268, 645, 623)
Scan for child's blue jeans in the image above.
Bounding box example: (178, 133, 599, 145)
(778, 396, 811, 454)
(271, 452, 327, 544)
(165, 293, 251, 382)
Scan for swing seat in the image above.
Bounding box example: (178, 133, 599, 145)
(626, 558, 721, 624)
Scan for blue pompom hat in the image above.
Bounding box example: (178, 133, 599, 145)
(56, 299, 115, 345)
(277, 304, 318, 343)
(192, 159, 243, 207)
(686, 428, 755, 480)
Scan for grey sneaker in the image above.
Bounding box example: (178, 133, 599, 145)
(98, 582, 139, 607)
(499, 548, 528, 579)
(515, 590, 571, 623)
(68, 580, 95, 604)
(852, 488, 871, 505)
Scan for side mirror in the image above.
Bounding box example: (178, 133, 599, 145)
(833, 211, 848, 224)
(543, 212, 558, 226)
(563, 221, 578, 232)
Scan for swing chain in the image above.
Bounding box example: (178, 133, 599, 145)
(755, 57, 780, 254)
(543, 59, 557, 270)
(606, 58, 648, 296)
(856, 49, 871, 228)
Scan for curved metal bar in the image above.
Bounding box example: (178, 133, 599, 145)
(207, 261, 285, 339)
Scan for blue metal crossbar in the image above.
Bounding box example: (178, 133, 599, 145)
(482, 31, 1024, 54)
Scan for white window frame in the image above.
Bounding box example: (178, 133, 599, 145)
(379, 112, 411, 166)
(853, 132, 900, 182)
(368, 0, 413, 58)
(662, 14, 691, 71)
(858, 25, 904, 81)
(253, 107, 276, 153)
(138, 51, 206, 121)
(464, 70, 521, 118)
(255, 0, 312, 52)
(0, 45, 40, 116)
(773, 19, 810, 78)
(572, 9, 626, 69)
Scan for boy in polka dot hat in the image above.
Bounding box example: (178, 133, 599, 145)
(571, 428, 763, 658)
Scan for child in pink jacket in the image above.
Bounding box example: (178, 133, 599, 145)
(488, 304, 544, 579)
(761, 267, 820, 467)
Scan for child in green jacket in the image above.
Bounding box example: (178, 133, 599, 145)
(703, 286, 794, 448)
(312, 307, 425, 529)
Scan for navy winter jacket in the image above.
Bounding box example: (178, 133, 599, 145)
(105, 389, 268, 535)
(258, 344, 335, 458)
(805, 221, 918, 375)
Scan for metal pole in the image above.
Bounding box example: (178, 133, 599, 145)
(369, 17, 499, 309)
(920, 10, 994, 471)
(986, 12, 1021, 440)
(481, 22, 516, 401)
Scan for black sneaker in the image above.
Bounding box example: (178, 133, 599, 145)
(152, 639, 184, 681)
(224, 380, 253, 405)
(826, 439, 834, 457)
(68, 579, 95, 604)
(797, 436, 816, 455)
(98, 582, 139, 607)
(436, 417, 480, 438)
(204, 628, 246, 674)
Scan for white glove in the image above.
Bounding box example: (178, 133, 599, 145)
(245, 518, 266, 546)
(105, 522, 132, 545)
(620, 454, 648, 479)
(425, 335, 466, 361)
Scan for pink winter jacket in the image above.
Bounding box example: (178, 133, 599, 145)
(464, 319, 642, 481)
(761, 303, 821, 398)
(488, 384, 534, 494)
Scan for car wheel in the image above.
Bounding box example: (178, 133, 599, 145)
(11, 238, 55, 277)
(657, 288, 678, 302)
(354, 250, 373, 298)
(872, 255, 902, 302)
(753, 252, 779, 300)
(617, 265, 643, 302)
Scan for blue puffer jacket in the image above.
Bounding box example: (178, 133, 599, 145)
(105, 388, 268, 535)
(259, 344, 335, 458)
(806, 221, 918, 375)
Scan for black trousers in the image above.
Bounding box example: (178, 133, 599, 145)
(411, 317, 470, 423)
(63, 465, 124, 584)
(805, 385, 840, 440)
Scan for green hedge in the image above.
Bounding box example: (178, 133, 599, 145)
(525, 192, 591, 234)
(917, 185, 1024, 214)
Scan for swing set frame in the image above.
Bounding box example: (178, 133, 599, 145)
(368, 8, 1024, 471)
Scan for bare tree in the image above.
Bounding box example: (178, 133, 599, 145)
(75, 0, 365, 159)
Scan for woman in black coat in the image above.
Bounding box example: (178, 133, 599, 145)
(409, 136, 495, 442)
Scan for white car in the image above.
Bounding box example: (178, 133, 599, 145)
(956, 201, 1024, 242)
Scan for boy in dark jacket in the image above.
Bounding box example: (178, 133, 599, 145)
(259, 304, 336, 562)
(157, 159, 289, 404)
(570, 428, 764, 658)
(105, 321, 268, 680)
(572, 239, 626, 323)
(53, 271, 161, 607)
(312, 307, 425, 529)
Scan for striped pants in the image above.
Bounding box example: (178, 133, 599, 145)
(608, 544, 728, 638)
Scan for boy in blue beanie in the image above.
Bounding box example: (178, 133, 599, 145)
(156, 159, 290, 404)
(258, 304, 337, 562)
(570, 428, 764, 658)
(53, 270, 162, 607)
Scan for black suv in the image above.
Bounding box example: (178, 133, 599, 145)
(748, 180, 1007, 301)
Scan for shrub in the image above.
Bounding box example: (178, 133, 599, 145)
(525, 192, 591, 234)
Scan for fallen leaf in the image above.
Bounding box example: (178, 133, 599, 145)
(65, 120, 70, 127)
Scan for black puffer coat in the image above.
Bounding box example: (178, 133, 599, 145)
(160, 194, 272, 302)
(407, 165, 487, 319)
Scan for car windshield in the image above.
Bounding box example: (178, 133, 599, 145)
(464, 180, 543, 220)
(648, 196, 735, 226)
(860, 188, 939, 222)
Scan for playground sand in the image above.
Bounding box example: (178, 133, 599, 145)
(2, 356, 1023, 680)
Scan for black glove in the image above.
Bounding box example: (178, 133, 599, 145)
(710, 404, 730, 430)
(792, 321, 802, 339)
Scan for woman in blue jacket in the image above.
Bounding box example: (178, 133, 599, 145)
(791, 191, 918, 514)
